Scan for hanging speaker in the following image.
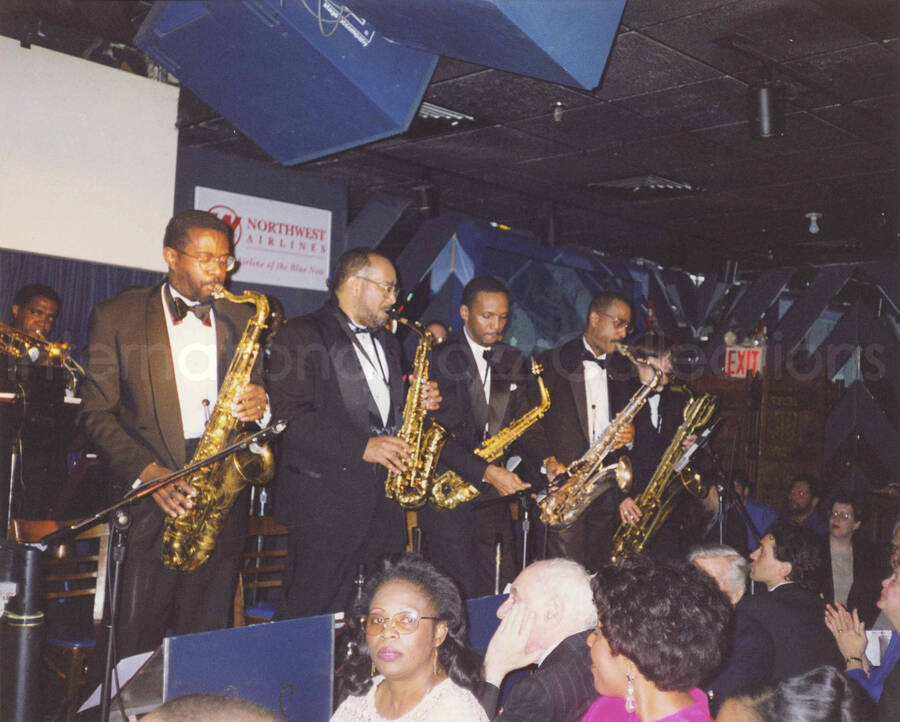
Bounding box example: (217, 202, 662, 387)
(343, 0, 627, 90)
(135, 1, 438, 165)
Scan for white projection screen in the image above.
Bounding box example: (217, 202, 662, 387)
(0, 36, 178, 272)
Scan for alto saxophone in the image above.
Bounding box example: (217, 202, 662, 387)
(383, 315, 445, 509)
(538, 344, 661, 530)
(428, 358, 551, 510)
(610, 391, 717, 562)
(162, 285, 275, 572)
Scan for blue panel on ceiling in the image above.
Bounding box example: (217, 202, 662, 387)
(343, 0, 627, 89)
(135, 1, 438, 165)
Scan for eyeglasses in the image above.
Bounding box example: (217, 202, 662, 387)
(595, 310, 633, 334)
(829, 511, 853, 521)
(355, 275, 400, 297)
(363, 611, 439, 635)
(178, 250, 236, 271)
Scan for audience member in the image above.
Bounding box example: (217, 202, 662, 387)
(689, 544, 774, 714)
(477, 559, 597, 721)
(732, 472, 776, 552)
(787, 475, 828, 536)
(873, 520, 900, 631)
(824, 491, 882, 626)
(582, 555, 731, 722)
(743, 520, 842, 681)
(825, 567, 900, 705)
(333, 553, 487, 722)
(143, 694, 281, 721)
(716, 665, 875, 722)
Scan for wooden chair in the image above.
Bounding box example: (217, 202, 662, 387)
(10, 519, 110, 722)
(233, 515, 288, 626)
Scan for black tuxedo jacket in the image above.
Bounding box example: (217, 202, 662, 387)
(432, 334, 550, 483)
(740, 582, 842, 682)
(268, 299, 405, 551)
(626, 384, 688, 498)
(80, 282, 258, 491)
(536, 336, 632, 466)
(704, 597, 775, 715)
(823, 536, 884, 627)
(478, 630, 597, 722)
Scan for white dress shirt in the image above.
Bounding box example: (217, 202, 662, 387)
(349, 324, 391, 426)
(582, 337, 610, 442)
(464, 328, 492, 435)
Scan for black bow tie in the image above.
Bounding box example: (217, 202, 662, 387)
(173, 297, 212, 324)
(583, 352, 606, 369)
(352, 325, 381, 335)
(483, 347, 504, 367)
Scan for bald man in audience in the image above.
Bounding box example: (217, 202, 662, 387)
(689, 543, 774, 715)
(477, 559, 598, 721)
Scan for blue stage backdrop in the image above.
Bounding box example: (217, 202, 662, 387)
(393, 219, 649, 357)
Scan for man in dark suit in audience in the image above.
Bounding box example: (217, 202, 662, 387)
(536, 291, 634, 570)
(478, 559, 598, 721)
(690, 543, 774, 715)
(268, 248, 440, 618)
(742, 519, 842, 681)
(420, 276, 551, 598)
(823, 491, 883, 627)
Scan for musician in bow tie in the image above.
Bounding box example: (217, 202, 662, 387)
(617, 332, 697, 560)
(535, 291, 635, 571)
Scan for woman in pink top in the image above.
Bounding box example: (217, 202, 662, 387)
(581, 556, 732, 722)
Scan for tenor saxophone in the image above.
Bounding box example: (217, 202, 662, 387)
(162, 285, 275, 572)
(538, 344, 661, 530)
(428, 358, 551, 510)
(383, 315, 446, 509)
(610, 391, 717, 562)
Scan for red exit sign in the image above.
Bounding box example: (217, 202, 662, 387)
(725, 346, 766, 378)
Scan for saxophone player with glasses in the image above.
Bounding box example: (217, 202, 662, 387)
(536, 291, 636, 572)
(80, 210, 270, 659)
(267, 248, 442, 619)
(419, 277, 554, 599)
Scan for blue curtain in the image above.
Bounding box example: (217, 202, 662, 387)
(1, 248, 163, 361)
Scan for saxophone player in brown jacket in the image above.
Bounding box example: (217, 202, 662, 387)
(80, 210, 268, 658)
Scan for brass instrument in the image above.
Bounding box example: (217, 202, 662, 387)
(428, 358, 551, 510)
(383, 315, 446, 509)
(0, 322, 85, 390)
(162, 285, 275, 572)
(538, 343, 661, 530)
(610, 391, 717, 562)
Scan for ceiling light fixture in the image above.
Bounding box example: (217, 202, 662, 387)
(552, 101, 565, 122)
(805, 212, 822, 234)
(748, 76, 785, 139)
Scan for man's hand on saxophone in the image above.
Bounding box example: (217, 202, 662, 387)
(364, 436, 413, 475)
(140, 462, 196, 518)
(417, 378, 442, 411)
(613, 421, 635, 448)
(231, 383, 268, 423)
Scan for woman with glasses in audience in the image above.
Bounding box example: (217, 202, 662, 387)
(332, 553, 487, 722)
(582, 555, 732, 722)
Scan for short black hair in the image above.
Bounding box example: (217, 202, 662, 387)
(461, 276, 509, 308)
(587, 291, 630, 322)
(631, 331, 671, 360)
(13, 283, 61, 311)
(329, 247, 386, 294)
(340, 553, 482, 700)
(163, 209, 233, 251)
(789, 474, 820, 499)
(145, 693, 281, 721)
(592, 555, 731, 691)
(830, 490, 863, 525)
(768, 519, 826, 591)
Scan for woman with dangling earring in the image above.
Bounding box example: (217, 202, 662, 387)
(332, 553, 488, 722)
(581, 555, 732, 722)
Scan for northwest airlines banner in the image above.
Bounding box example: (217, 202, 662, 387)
(194, 186, 332, 291)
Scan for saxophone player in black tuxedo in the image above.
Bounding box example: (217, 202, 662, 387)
(419, 277, 553, 598)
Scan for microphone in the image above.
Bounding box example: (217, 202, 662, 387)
(673, 417, 725, 472)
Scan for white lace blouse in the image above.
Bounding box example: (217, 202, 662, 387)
(330, 676, 488, 722)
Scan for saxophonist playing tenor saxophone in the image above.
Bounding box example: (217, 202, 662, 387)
(80, 210, 271, 659)
(616, 332, 699, 560)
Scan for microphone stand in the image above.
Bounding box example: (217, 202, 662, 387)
(32, 421, 287, 721)
(700, 442, 762, 551)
